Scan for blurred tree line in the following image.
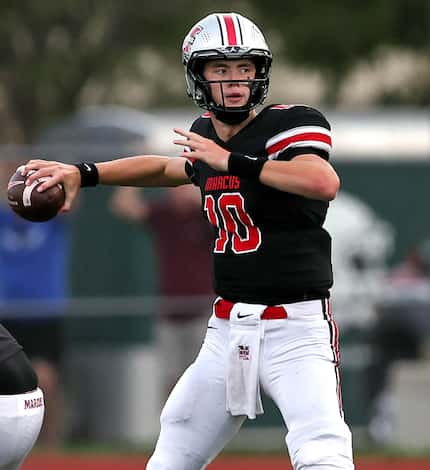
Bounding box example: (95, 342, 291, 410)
(0, 0, 428, 141)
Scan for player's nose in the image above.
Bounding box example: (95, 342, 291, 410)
(226, 75, 242, 87)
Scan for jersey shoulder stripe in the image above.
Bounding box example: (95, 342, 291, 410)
(264, 105, 332, 159)
(269, 104, 301, 110)
(266, 126, 332, 158)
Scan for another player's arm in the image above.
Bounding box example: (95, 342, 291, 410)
(23, 155, 189, 212)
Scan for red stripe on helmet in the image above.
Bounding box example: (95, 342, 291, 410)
(223, 15, 237, 45)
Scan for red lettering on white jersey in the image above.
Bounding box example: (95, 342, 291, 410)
(24, 397, 44, 409)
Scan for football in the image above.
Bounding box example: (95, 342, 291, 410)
(7, 166, 65, 222)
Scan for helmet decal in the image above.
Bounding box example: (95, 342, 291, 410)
(217, 14, 242, 46)
(183, 25, 203, 62)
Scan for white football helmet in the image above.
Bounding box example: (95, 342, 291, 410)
(182, 13, 272, 122)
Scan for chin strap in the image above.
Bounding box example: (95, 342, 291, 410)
(213, 108, 250, 125)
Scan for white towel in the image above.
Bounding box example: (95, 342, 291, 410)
(226, 302, 265, 419)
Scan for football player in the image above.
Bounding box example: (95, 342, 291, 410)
(23, 12, 354, 470)
(0, 324, 44, 469)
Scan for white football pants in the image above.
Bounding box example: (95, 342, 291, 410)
(0, 388, 44, 470)
(147, 299, 354, 470)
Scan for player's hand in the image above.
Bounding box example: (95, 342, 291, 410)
(21, 159, 81, 213)
(173, 128, 230, 172)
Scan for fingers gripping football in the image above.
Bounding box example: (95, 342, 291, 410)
(22, 160, 81, 213)
(7, 165, 65, 222)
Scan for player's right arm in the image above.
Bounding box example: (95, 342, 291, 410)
(97, 155, 188, 187)
(23, 155, 189, 212)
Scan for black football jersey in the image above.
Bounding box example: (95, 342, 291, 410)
(185, 104, 334, 305)
(0, 323, 22, 363)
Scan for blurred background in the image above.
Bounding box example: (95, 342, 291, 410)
(0, 0, 430, 467)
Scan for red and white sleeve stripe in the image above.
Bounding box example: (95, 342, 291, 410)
(265, 125, 332, 159)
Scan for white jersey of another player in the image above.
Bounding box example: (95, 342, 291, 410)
(0, 324, 44, 470)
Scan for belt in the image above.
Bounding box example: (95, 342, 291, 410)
(214, 298, 288, 320)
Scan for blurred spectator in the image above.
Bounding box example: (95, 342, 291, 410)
(367, 237, 430, 444)
(0, 159, 69, 448)
(110, 185, 213, 396)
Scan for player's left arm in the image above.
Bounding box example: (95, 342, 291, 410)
(259, 154, 340, 201)
(173, 128, 339, 201)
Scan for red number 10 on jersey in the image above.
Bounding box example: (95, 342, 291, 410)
(204, 193, 262, 254)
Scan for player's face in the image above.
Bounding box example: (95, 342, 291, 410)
(202, 59, 256, 108)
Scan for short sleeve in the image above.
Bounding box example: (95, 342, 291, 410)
(266, 106, 332, 162)
(184, 157, 200, 186)
(183, 116, 207, 186)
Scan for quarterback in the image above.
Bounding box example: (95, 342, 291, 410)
(24, 12, 354, 470)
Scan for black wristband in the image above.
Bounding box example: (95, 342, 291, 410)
(228, 152, 268, 180)
(74, 163, 99, 187)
